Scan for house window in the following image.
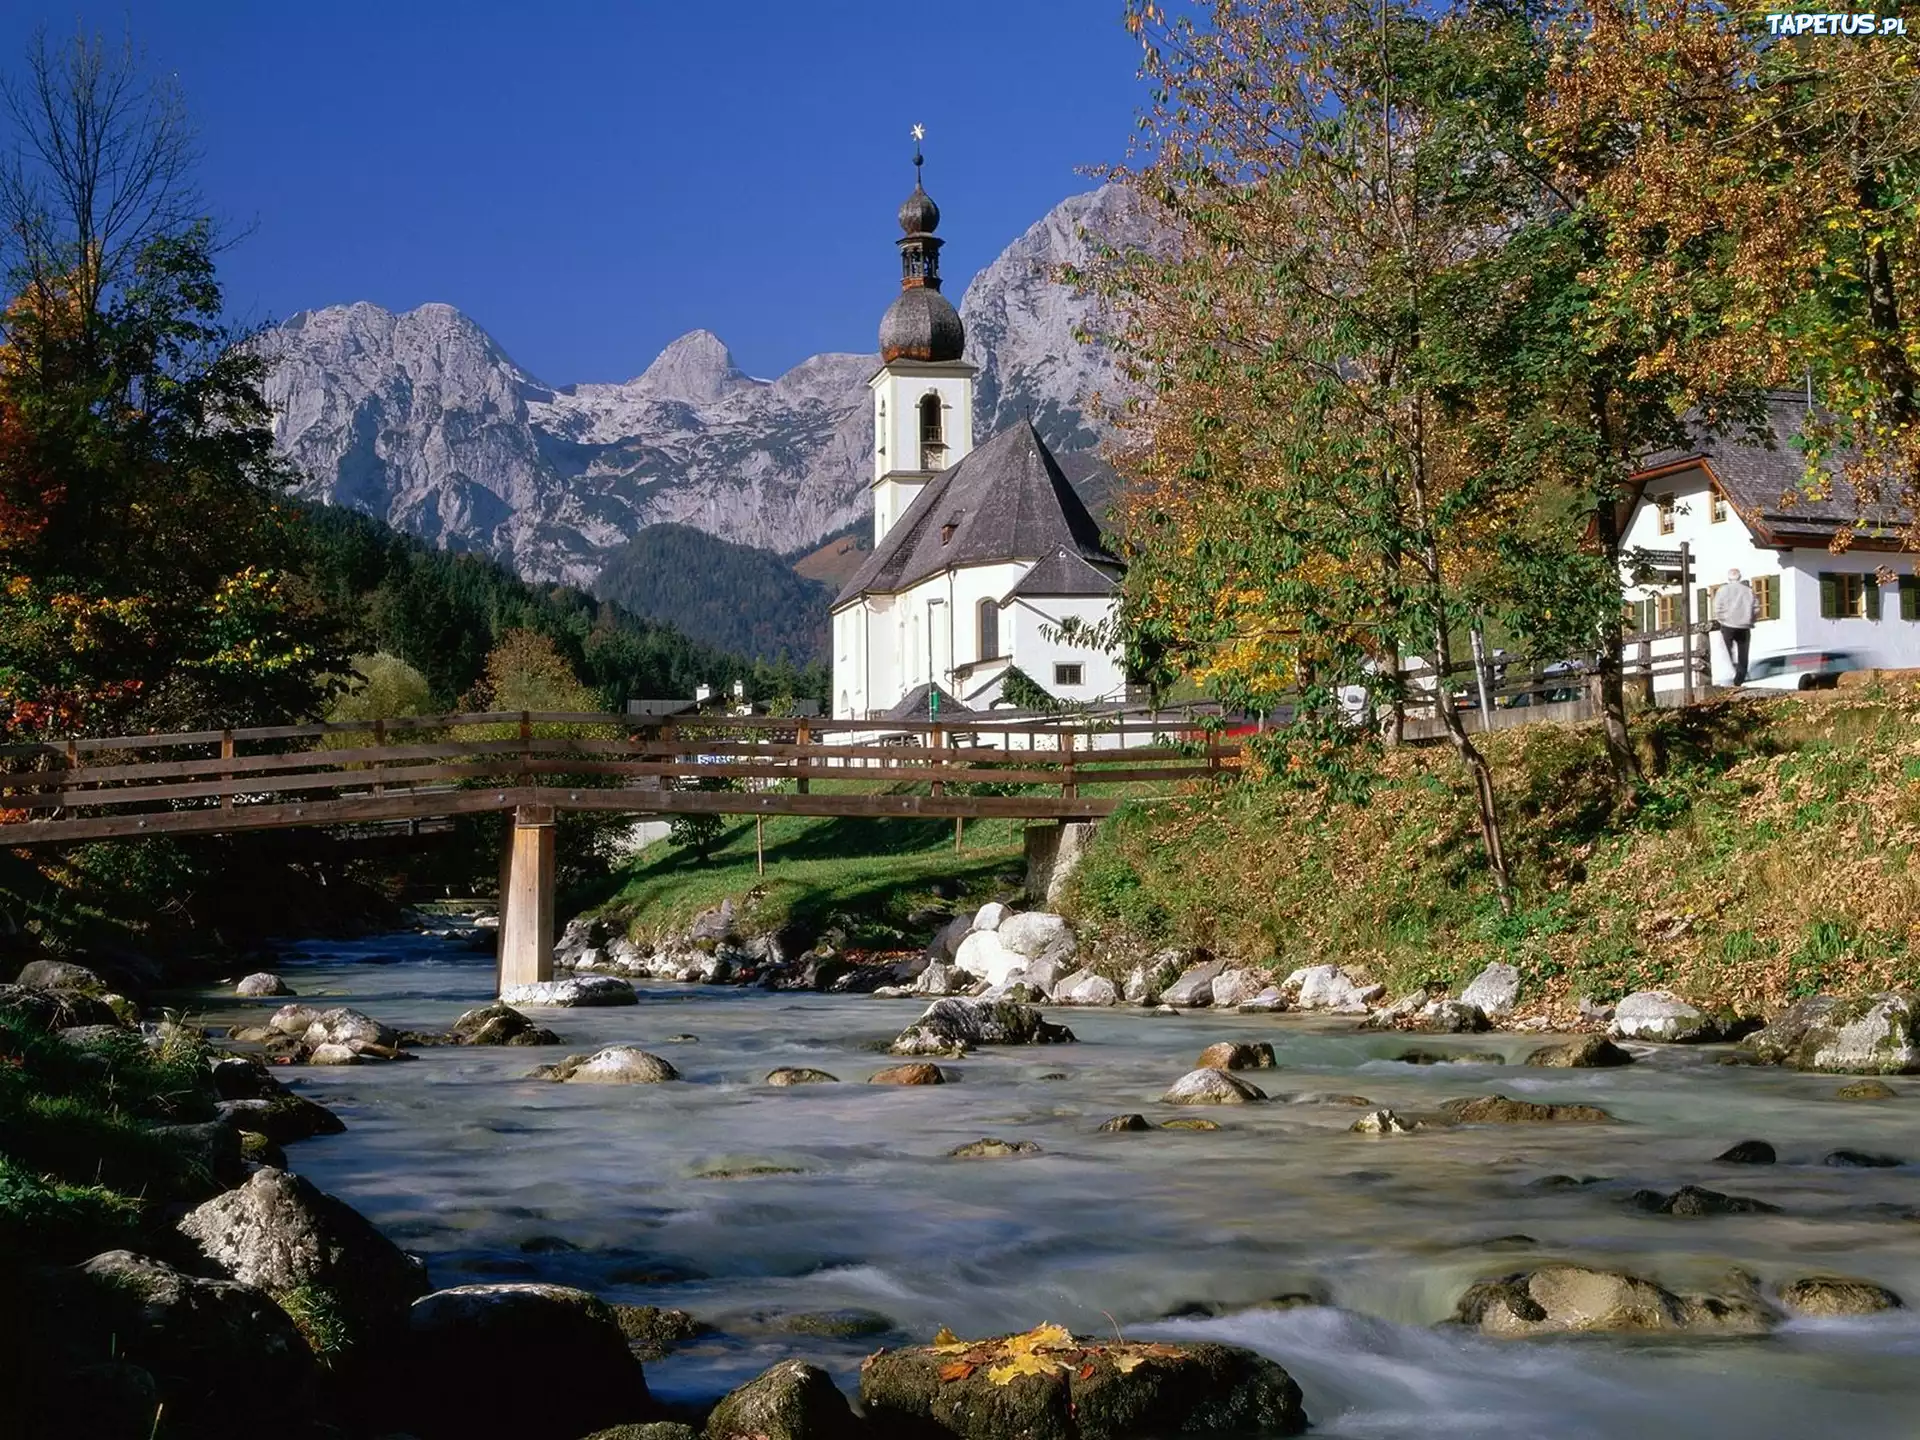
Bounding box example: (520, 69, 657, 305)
(1819, 572, 1878, 620)
(1054, 663, 1083, 687)
(918, 393, 946, 471)
(1901, 576, 1920, 621)
(1655, 592, 1679, 630)
(1710, 492, 1729, 523)
(978, 599, 999, 661)
(1753, 574, 1780, 621)
(1656, 494, 1676, 535)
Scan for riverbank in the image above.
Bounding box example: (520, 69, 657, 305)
(1063, 687, 1920, 1021)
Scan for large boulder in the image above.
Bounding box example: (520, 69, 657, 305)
(1439, 1094, 1614, 1124)
(1459, 963, 1521, 1018)
(15, 958, 107, 992)
(1612, 990, 1723, 1043)
(177, 1169, 429, 1342)
(953, 930, 1024, 988)
(869, 1062, 947, 1085)
(75, 1251, 315, 1435)
(1407, 999, 1490, 1033)
(1197, 1042, 1276, 1071)
(1452, 1264, 1775, 1337)
(500, 976, 638, 1007)
(1053, 969, 1119, 1007)
(890, 999, 1076, 1056)
(401, 1284, 652, 1440)
(998, 911, 1071, 959)
(1790, 992, 1920, 1074)
(1777, 1276, 1904, 1316)
(1162, 959, 1228, 1008)
(234, 972, 293, 998)
(858, 1327, 1306, 1439)
(1209, 968, 1266, 1010)
(970, 901, 1010, 932)
(0, 982, 120, 1032)
(445, 1001, 562, 1046)
(1124, 951, 1189, 1006)
(541, 1046, 680, 1084)
(1162, 1068, 1267, 1104)
(300, 1007, 398, 1052)
(1526, 1035, 1634, 1068)
(1745, 995, 1843, 1064)
(267, 1002, 324, 1036)
(705, 1359, 861, 1440)
(912, 959, 975, 997)
(1284, 965, 1384, 1013)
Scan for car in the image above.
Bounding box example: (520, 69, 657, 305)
(1500, 660, 1584, 708)
(1739, 649, 1863, 691)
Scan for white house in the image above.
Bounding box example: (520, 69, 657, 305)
(830, 158, 1125, 724)
(1621, 395, 1920, 690)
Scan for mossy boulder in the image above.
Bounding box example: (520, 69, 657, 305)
(611, 1304, 708, 1359)
(890, 999, 1076, 1057)
(858, 1326, 1306, 1438)
(1777, 1276, 1903, 1316)
(1453, 1264, 1775, 1337)
(446, 1001, 562, 1046)
(1196, 1041, 1276, 1071)
(704, 1359, 862, 1439)
(1526, 1036, 1634, 1068)
(1439, 1094, 1614, 1124)
(1792, 993, 1920, 1074)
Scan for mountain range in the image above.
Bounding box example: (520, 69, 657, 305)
(259, 184, 1151, 599)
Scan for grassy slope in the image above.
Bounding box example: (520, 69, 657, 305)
(1064, 687, 1920, 1017)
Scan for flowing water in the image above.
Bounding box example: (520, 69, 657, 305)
(186, 930, 1920, 1438)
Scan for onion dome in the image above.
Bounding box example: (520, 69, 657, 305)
(880, 287, 965, 364)
(898, 184, 940, 236)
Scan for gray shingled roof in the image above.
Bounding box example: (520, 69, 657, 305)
(883, 682, 974, 720)
(835, 420, 1116, 606)
(1634, 394, 1908, 543)
(1002, 546, 1122, 602)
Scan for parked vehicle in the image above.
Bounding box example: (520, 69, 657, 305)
(1500, 660, 1583, 708)
(1740, 649, 1862, 691)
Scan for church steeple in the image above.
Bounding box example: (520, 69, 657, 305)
(870, 126, 976, 545)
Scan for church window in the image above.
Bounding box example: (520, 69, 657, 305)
(1054, 663, 1084, 687)
(979, 599, 999, 660)
(877, 398, 886, 459)
(919, 394, 946, 470)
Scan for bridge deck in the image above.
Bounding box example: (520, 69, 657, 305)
(0, 710, 1239, 846)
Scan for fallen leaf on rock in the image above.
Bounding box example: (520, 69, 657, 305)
(989, 1351, 1067, 1385)
(939, 1361, 977, 1382)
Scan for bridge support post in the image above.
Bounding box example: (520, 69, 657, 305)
(498, 803, 556, 993)
(1024, 820, 1095, 908)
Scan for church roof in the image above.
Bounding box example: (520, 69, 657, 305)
(883, 682, 974, 721)
(835, 420, 1116, 605)
(1002, 546, 1122, 602)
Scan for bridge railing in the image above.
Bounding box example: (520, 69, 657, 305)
(0, 710, 1241, 843)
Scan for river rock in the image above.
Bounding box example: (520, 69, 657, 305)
(912, 959, 974, 996)
(1835, 1078, 1899, 1099)
(300, 1007, 398, 1053)
(1409, 999, 1490, 1033)
(1351, 1108, 1418, 1134)
(0, 982, 120, 1031)
(1197, 1041, 1277, 1071)
(267, 1002, 324, 1035)
(500, 976, 639, 1007)
(1612, 990, 1723, 1043)
(1460, 962, 1521, 1018)
(1054, 969, 1119, 1006)
(889, 998, 1075, 1056)
(705, 1359, 861, 1440)
(234, 972, 292, 997)
(15, 958, 106, 992)
(1396, 1048, 1503, 1065)
(1236, 988, 1287, 1013)
(1370, 989, 1430, 1024)
(953, 929, 1024, 988)
(1440, 1094, 1614, 1124)
(1716, 1139, 1776, 1164)
(1777, 1276, 1904, 1316)
(1162, 958, 1228, 1007)
(448, 1001, 561, 1046)
(152, 1118, 247, 1192)
(1626, 1185, 1780, 1216)
(552, 1046, 680, 1084)
(1162, 1117, 1223, 1130)
(1792, 992, 1920, 1074)
(998, 911, 1070, 958)
(949, 1137, 1042, 1159)
(869, 1063, 946, 1085)
(1124, 950, 1189, 1006)
(766, 1067, 839, 1086)
(1744, 994, 1842, 1064)
(611, 1304, 709, 1359)
(1210, 968, 1266, 1009)
(971, 901, 1010, 932)
(1823, 1148, 1904, 1167)
(402, 1283, 652, 1440)
(308, 1041, 359, 1065)
(1526, 1035, 1634, 1068)
(178, 1168, 429, 1341)
(1285, 964, 1385, 1013)
(1162, 1068, 1267, 1104)
(1453, 1264, 1775, 1337)
(858, 1330, 1307, 1438)
(1100, 1113, 1154, 1132)
(74, 1251, 315, 1435)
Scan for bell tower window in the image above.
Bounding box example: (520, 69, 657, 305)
(877, 397, 886, 461)
(919, 393, 946, 471)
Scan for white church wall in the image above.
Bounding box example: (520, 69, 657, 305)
(1007, 595, 1127, 701)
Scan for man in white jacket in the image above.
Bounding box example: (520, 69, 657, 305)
(1712, 568, 1758, 685)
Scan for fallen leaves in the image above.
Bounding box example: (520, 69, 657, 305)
(922, 1323, 1187, 1387)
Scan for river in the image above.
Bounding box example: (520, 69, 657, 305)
(187, 928, 1920, 1438)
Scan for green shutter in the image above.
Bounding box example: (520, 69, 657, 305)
(1902, 577, 1920, 621)
(1866, 575, 1883, 621)
(1820, 572, 1840, 619)
(1698, 585, 1717, 624)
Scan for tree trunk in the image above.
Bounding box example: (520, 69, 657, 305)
(1588, 382, 1643, 804)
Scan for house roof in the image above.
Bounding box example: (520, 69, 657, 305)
(882, 682, 974, 721)
(1630, 393, 1910, 547)
(835, 420, 1116, 605)
(1001, 546, 1122, 602)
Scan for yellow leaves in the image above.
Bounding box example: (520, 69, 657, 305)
(987, 1351, 1068, 1386)
(1113, 1354, 1148, 1374)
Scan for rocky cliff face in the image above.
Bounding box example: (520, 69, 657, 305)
(260, 185, 1153, 587)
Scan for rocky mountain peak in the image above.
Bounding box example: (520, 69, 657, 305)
(632, 329, 752, 404)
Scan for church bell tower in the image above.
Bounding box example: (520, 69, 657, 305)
(870, 128, 976, 545)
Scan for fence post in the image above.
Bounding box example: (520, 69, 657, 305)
(220, 728, 234, 812)
(930, 723, 945, 799)
(519, 711, 532, 788)
(1061, 729, 1077, 801)
(796, 719, 811, 794)
(371, 717, 385, 798)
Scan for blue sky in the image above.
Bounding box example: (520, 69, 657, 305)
(0, 2, 1146, 384)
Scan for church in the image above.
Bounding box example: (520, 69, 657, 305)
(830, 156, 1126, 723)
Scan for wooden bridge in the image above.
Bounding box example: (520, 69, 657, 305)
(0, 710, 1240, 990)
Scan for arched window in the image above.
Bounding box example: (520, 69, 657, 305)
(918, 393, 946, 470)
(876, 397, 886, 461)
(978, 598, 1000, 661)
